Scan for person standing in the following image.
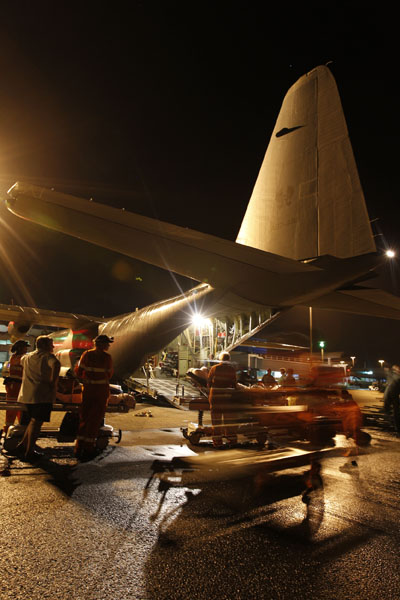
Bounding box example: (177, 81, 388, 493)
(207, 351, 237, 447)
(74, 334, 114, 460)
(384, 364, 400, 432)
(2, 340, 30, 439)
(283, 368, 296, 385)
(15, 336, 60, 461)
(261, 368, 276, 388)
(278, 368, 286, 384)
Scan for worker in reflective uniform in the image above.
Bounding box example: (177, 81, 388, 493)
(74, 334, 114, 460)
(207, 351, 237, 447)
(2, 340, 30, 438)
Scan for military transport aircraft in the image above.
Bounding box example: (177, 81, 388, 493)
(3, 65, 400, 380)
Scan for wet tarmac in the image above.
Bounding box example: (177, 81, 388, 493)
(1, 392, 400, 599)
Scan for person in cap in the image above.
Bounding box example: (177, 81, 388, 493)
(15, 336, 60, 461)
(74, 334, 114, 460)
(2, 339, 30, 439)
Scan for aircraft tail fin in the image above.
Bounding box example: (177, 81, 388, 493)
(236, 65, 376, 260)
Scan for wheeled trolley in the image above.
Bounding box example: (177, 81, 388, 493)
(181, 386, 371, 448)
(0, 400, 122, 453)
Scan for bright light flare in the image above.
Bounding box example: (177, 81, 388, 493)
(191, 313, 211, 327)
(0, 211, 37, 307)
(386, 249, 395, 258)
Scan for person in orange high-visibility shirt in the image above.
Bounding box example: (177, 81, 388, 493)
(74, 334, 114, 461)
(207, 352, 238, 447)
(2, 340, 30, 439)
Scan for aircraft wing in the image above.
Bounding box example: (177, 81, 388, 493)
(0, 303, 103, 329)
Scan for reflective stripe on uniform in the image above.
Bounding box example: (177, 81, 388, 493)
(76, 435, 97, 443)
(83, 379, 109, 384)
(9, 357, 23, 378)
(80, 365, 110, 373)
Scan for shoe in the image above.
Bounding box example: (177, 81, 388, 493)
(212, 438, 223, 448)
(77, 450, 99, 462)
(339, 461, 358, 473)
(24, 450, 44, 463)
(226, 438, 238, 447)
(7, 445, 25, 457)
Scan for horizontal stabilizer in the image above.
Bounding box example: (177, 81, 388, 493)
(5, 183, 312, 284)
(309, 287, 400, 320)
(5, 184, 392, 316)
(6, 182, 324, 310)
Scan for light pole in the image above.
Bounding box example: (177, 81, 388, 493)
(319, 340, 325, 363)
(350, 356, 356, 367)
(378, 359, 384, 369)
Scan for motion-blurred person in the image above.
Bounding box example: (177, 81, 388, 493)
(384, 364, 400, 432)
(238, 369, 254, 386)
(14, 336, 60, 461)
(2, 340, 29, 439)
(283, 368, 296, 385)
(261, 368, 276, 388)
(306, 365, 344, 388)
(74, 334, 114, 460)
(301, 460, 323, 505)
(207, 352, 237, 447)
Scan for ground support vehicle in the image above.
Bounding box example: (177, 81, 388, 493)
(181, 386, 371, 448)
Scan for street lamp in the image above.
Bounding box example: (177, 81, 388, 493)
(350, 356, 356, 367)
(319, 340, 325, 363)
(378, 359, 384, 368)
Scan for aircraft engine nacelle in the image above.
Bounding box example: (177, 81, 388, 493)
(8, 320, 32, 342)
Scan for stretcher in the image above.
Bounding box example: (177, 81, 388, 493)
(0, 400, 123, 452)
(0, 376, 136, 452)
(181, 385, 371, 448)
(146, 444, 342, 519)
(150, 444, 344, 486)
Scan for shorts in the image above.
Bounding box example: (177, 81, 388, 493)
(22, 403, 53, 423)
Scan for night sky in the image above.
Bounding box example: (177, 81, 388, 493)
(0, 2, 399, 367)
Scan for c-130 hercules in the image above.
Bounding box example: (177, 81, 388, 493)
(3, 66, 399, 379)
